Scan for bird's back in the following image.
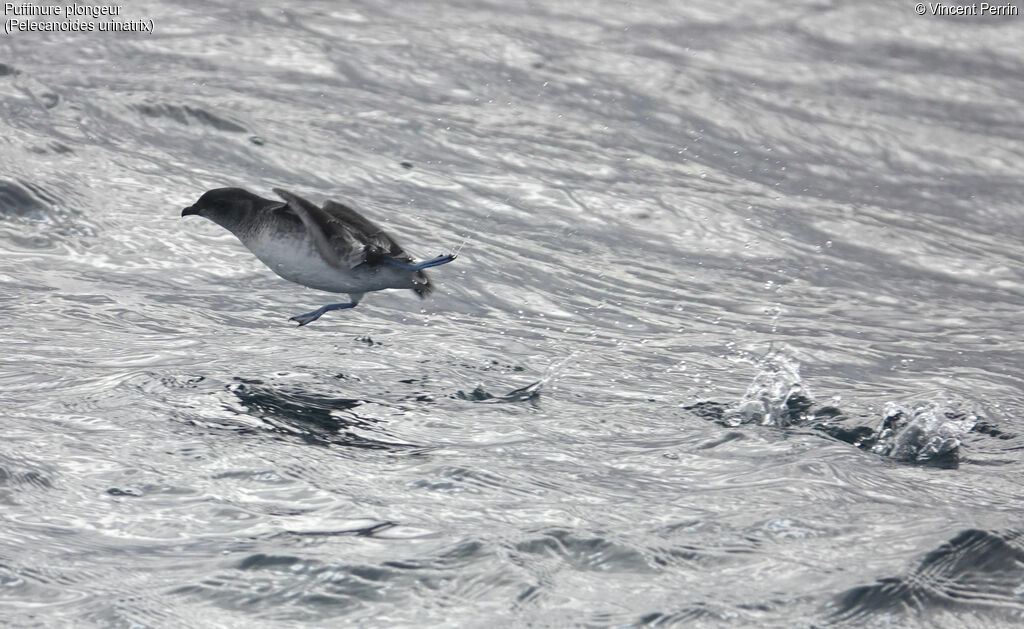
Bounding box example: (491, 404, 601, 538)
(319, 200, 434, 296)
(250, 190, 433, 296)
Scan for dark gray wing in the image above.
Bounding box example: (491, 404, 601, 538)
(321, 199, 412, 263)
(272, 188, 368, 269)
(321, 198, 432, 296)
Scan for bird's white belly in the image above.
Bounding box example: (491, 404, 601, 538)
(243, 233, 409, 294)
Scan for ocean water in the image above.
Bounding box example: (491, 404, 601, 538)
(2, 1, 1024, 627)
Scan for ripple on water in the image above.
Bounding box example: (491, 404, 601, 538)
(130, 102, 249, 134)
(171, 538, 505, 623)
(830, 529, 1024, 623)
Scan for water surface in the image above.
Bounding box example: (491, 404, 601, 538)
(2, 1, 1024, 627)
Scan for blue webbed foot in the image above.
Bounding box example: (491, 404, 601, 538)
(290, 301, 358, 326)
(384, 253, 457, 271)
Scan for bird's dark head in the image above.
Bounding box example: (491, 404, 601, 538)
(182, 187, 271, 231)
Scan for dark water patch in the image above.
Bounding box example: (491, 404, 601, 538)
(27, 141, 73, 155)
(0, 179, 92, 236)
(486, 360, 526, 373)
(453, 380, 541, 404)
(394, 376, 434, 403)
(172, 558, 366, 618)
(629, 606, 720, 627)
(36, 91, 58, 109)
(230, 377, 363, 420)
(652, 520, 763, 564)
(971, 420, 1016, 441)
(0, 564, 25, 588)
(177, 540, 491, 621)
(106, 487, 143, 497)
(409, 466, 535, 497)
(276, 521, 397, 539)
(829, 529, 1024, 622)
(454, 385, 493, 402)
(0, 464, 53, 506)
(632, 599, 789, 628)
(160, 374, 206, 390)
(131, 102, 248, 133)
(0, 63, 18, 76)
(498, 380, 542, 403)
(125, 372, 209, 412)
(514, 529, 652, 573)
(684, 400, 726, 423)
(0, 464, 53, 491)
(237, 553, 307, 571)
(0, 179, 51, 218)
(646, 543, 710, 570)
(227, 378, 417, 450)
(381, 541, 487, 571)
(0, 562, 77, 610)
(647, 537, 762, 572)
(452, 359, 528, 374)
(693, 430, 747, 450)
(10, 73, 60, 109)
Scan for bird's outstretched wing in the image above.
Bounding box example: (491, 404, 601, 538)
(320, 200, 412, 263)
(273, 188, 404, 269)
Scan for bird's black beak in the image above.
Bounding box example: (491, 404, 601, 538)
(181, 205, 199, 217)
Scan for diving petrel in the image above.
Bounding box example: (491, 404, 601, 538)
(181, 188, 456, 326)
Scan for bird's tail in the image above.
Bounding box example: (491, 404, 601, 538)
(413, 271, 433, 298)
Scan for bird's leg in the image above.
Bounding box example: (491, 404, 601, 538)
(383, 253, 457, 271)
(290, 293, 364, 327)
(290, 302, 356, 326)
